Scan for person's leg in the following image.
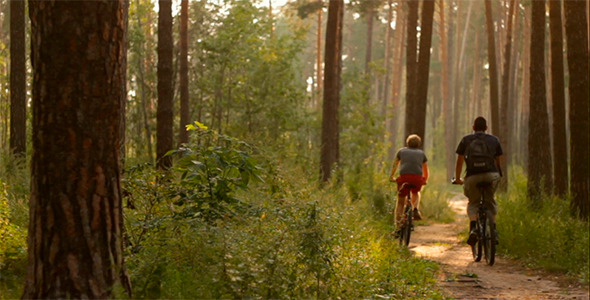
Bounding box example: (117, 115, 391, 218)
(394, 192, 405, 228)
(482, 172, 501, 223)
(411, 191, 421, 209)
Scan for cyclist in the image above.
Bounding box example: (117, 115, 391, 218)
(453, 116, 503, 246)
(389, 134, 429, 234)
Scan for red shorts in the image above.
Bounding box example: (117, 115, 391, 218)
(396, 174, 425, 197)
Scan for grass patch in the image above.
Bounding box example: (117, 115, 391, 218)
(497, 168, 590, 284)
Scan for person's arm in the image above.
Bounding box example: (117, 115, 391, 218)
(422, 162, 429, 184)
(454, 155, 465, 184)
(389, 158, 400, 182)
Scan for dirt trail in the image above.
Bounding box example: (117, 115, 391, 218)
(409, 193, 589, 300)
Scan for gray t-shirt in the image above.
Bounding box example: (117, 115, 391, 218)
(396, 147, 428, 175)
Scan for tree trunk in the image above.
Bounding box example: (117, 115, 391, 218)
(178, 0, 190, 146)
(413, 0, 436, 144)
(320, 0, 344, 183)
(364, 7, 374, 77)
(549, 0, 568, 196)
(498, 0, 515, 190)
(438, 0, 454, 181)
(404, 0, 419, 138)
(383, 0, 394, 116)
(316, 2, 323, 110)
(528, 0, 552, 201)
(388, 10, 405, 160)
(157, 0, 174, 169)
(485, 0, 501, 136)
(9, 0, 27, 156)
(564, 0, 590, 219)
(24, 1, 130, 297)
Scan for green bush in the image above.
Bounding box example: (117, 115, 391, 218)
(497, 167, 590, 284)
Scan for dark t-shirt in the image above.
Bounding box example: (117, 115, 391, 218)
(456, 132, 503, 177)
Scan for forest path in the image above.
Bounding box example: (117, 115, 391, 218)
(408, 193, 589, 300)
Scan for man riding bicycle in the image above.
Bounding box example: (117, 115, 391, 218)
(389, 134, 429, 234)
(454, 117, 503, 246)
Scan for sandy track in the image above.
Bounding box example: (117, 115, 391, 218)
(408, 193, 589, 300)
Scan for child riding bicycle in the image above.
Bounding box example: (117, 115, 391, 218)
(389, 134, 429, 234)
(454, 117, 503, 246)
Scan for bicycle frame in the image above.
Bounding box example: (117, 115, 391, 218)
(398, 183, 415, 246)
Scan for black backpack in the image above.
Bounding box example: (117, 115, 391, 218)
(465, 135, 496, 172)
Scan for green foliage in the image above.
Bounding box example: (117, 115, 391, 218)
(497, 167, 590, 284)
(170, 122, 263, 221)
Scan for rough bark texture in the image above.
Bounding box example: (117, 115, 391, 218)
(527, 0, 553, 201)
(564, 0, 590, 219)
(404, 0, 418, 139)
(10, 0, 27, 156)
(24, 1, 128, 297)
(178, 0, 190, 146)
(485, 0, 500, 136)
(320, 0, 343, 183)
(413, 0, 435, 145)
(157, 0, 174, 169)
(549, 0, 568, 196)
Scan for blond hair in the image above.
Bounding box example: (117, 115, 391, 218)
(406, 134, 422, 148)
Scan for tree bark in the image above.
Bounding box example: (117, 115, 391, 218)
(549, 0, 568, 196)
(388, 10, 405, 160)
(9, 0, 27, 156)
(24, 1, 130, 297)
(564, 0, 590, 219)
(157, 0, 174, 169)
(404, 0, 419, 138)
(320, 0, 344, 183)
(528, 0, 552, 201)
(485, 0, 501, 136)
(498, 0, 515, 190)
(413, 0, 435, 144)
(316, 2, 323, 109)
(178, 0, 190, 146)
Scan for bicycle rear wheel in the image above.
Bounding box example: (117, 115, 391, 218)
(399, 206, 413, 246)
(484, 214, 496, 265)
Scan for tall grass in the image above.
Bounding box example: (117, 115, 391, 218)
(497, 167, 590, 284)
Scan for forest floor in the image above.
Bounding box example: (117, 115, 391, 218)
(410, 193, 590, 300)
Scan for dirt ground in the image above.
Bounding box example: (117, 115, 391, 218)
(409, 193, 590, 300)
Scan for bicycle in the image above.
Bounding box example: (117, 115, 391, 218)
(452, 178, 497, 265)
(396, 182, 416, 246)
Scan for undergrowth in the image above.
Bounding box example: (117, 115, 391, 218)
(497, 167, 590, 285)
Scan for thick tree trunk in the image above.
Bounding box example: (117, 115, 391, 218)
(438, 0, 454, 181)
(178, 0, 190, 146)
(528, 0, 552, 201)
(157, 0, 174, 169)
(549, 0, 568, 196)
(413, 0, 436, 144)
(320, 0, 344, 183)
(24, 1, 129, 297)
(383, 0, 394, 116)
(564, 0, 590, 219)
(9, 0, 27, 156)
(485, 0, 501, 136)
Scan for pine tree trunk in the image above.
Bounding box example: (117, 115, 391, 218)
(549, 0, 568, 196)
(498, 0, 515, 190)
(24, 1, 129, 297)
(9, 0, 26, 156)
(485, 0, 501, 136)
(528, 0, 553, 201)
(564, 0, 590, 219)
(320, 0, 344, 183)
(157, 0, 174, 169)
(404, 0, 419, 138)
(178, 0, 190, 146)
(414, 0, 436, 144)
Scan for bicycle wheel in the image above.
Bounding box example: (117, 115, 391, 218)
(484, 214, 496, 265)
(403, 206, 413, 246)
